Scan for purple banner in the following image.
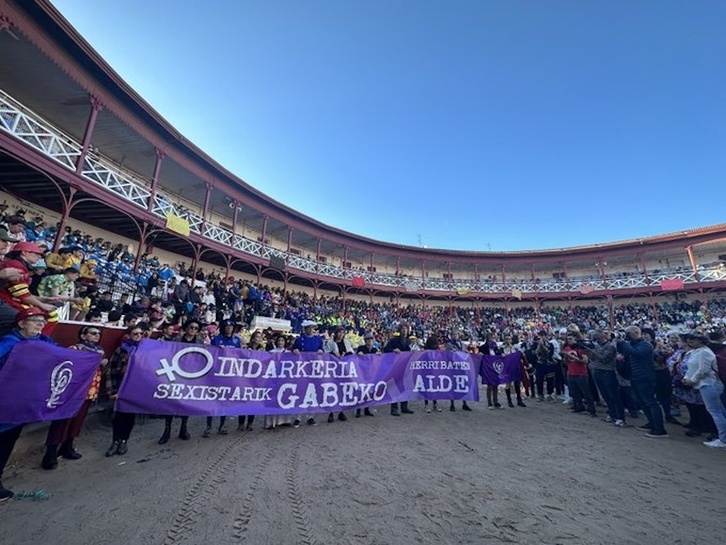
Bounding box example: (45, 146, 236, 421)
(0, 342, 101, 424)
(479, 353, 522, 385)
(116, 340, 480, 415)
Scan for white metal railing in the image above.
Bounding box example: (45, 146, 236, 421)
(3, 87, 725, 296)
(0, 90, 82, 170)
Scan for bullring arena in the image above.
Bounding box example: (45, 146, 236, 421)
(0, 2, 724, 545)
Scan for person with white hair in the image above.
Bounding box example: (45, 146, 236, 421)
(681, 329, 726, 448)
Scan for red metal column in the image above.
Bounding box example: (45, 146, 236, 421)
(52, 186, 78, 252)
(74, 95, 103, 174)
(686, 245, 700, 280)
(261, 215, 268, 246)
(147, 148, 165, 212)
(202, 182, 212, 221)
(231, 199, 239, 234)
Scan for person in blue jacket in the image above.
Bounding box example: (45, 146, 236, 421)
(617, 325, 668, 438)
(0, 307, 56, 502)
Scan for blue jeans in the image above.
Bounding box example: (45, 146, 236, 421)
(699, 382, 726, 443)
(594, 370, 624, 421)
(630, 379, 665, 434)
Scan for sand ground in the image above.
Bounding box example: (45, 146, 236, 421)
(1, 392, 724, 545)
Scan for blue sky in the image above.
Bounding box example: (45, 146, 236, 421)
(51, 1, 726, 252)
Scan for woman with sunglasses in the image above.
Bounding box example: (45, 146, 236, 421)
(41, 325, 108, 469)
(105, 323, 147, 457)
(158, 320, 201, 444)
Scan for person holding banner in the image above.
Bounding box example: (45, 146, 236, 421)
(291, 320, 324, 426)
(355, 333, 378, 418)
(264, 335, 296, 430)
(41, 325, 108, 469)
(324, 326, 355, 423)
(105, 325, 145, 457)
(480, 331, 503, 409)
(384, 323, 414, 416)
(501, 335, 527, 408)
(158, 320, 200, 443)
(0, 307, 56, 500)
(236, 330, 266, 431)
(535, 331, 558, 402)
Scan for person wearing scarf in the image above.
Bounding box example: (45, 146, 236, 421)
(105, 325, 145, 457)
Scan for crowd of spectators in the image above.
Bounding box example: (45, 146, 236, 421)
(2, 205, 726, 504)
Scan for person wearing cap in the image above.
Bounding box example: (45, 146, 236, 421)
(681, 329, 726, 448)
(617, 326, 668, 438)
(0, 241, 60, 337)
(291, 320, 323, 426)
(0, 307, 56, 501)
(383, 322, 415, 416)
(292, 320, 324, 353)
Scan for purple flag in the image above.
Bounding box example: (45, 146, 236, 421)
(116, 341, 479, 415)
(479, 353, 522, 385)
(0, 341, 101, 424)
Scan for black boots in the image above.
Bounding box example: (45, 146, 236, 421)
(158, 426, 171, 445)
(160, 418, 190, 443)
(60, 439, 82, 460)
(41, 445, 58, 470)
(178, 420, 190, 441)
(105, 441, 120, 457)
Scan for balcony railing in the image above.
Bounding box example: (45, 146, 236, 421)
(2, 87, 723, 297)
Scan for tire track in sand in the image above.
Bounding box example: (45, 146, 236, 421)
(163, 434, 251, 545)
(285, 446, 316, 545)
